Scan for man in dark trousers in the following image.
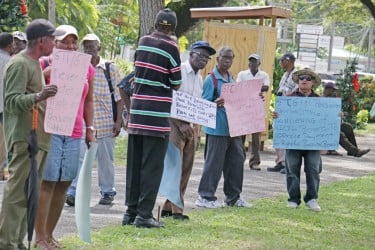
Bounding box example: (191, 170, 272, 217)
(122, 8, 181, 228)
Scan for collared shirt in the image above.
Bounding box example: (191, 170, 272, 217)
(290, 88, 320, 97)
(179, 60, 203, 97)
(0, 49, 11, 113)
(277, 68, 297, 96)
(202, 66, 234, 136)
(127, 31, 182, 137)
(93, 57, 122, 138)
(236, 69, 270, 86)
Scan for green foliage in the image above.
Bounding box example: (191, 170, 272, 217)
(356, 79, 375, 114)
(0, 1, 28, 31)
(113, 58, 133, 76)
(335, 59, 359, 127)
(61, 174, 375, 249)
(28, 0, 99, 37)
(356, 109, 369, 129)
(272, 54, 284, 94)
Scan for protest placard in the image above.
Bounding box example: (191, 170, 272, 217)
(44, 48, 92, 136)
(220, 80, 265, 137)
(273, 96, 342, 150)
(170, 90, 216, 128)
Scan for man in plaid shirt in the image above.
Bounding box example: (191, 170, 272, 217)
(66, 33, 123, 205)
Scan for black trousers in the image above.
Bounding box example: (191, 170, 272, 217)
(339, 122, 358, 155)
(125, 134, 168, 219)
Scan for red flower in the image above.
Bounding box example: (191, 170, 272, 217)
(19, 0, 27, 15)
(353, 105, 356, 111)
(352, 73, 360, 92)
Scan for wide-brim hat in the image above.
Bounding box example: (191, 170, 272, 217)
(292, 68, 321, 87)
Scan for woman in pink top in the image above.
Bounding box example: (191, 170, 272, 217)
(34, 25, 95, 250)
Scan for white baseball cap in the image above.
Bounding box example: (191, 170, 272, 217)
(81, 33, 101, 45)
(54, 25, 78, 41)
(13, 31, 27, 41)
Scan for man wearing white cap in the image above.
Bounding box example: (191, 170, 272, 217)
(237, 53, 270, 171)
(12, 31, 27, 55)
(66, 33, 123, 206)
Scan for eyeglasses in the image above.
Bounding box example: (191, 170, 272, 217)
(298, 75, 314, 81)
(192, 51, 211, 60)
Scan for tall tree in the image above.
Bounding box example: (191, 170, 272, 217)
(138, 0, 164, 37)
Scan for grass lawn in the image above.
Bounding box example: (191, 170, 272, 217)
(61, 174, 375, 250)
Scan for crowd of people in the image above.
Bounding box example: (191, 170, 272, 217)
(0, 8, 372, 249)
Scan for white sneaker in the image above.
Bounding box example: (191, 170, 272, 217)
(287, 201, 299, 208)
(306, 199, 321, 212)
(195, 197, 221, 209)
(233, 198, 252, 208)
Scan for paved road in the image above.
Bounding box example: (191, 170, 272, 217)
(0, 135, 374, 240)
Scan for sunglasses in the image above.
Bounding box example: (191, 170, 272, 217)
(192, 51, 211, 60)
(298, 75, 314, 81)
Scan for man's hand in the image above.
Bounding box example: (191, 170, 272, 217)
(112, 121, 122, 137)
(35, 85, 58, 102)
(215, 97, 224, 108)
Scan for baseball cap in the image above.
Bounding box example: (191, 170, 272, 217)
(191, 41, 216, 55)
(248, 53, 260, 61)
(55, 25, 78, 41)
(25, 18, 65, 40)
(13, 31, 27, 41)
(280, 52, 296, 61)
(155, 8, 177, 28)
(81, 33, 101, 45)
(324, 82, 338, 90)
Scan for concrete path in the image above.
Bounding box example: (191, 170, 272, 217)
(0, 135, 374, 240)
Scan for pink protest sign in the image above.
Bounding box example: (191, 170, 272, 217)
(221, 80, 265, 137)
(44, 48, 92, 136)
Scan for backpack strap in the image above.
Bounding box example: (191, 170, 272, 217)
(103, 61, 118, 122)
(210, 72, 219, 100)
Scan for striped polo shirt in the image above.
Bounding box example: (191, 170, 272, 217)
(127, 31, 182, 137)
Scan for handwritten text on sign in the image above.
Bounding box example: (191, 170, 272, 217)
(170, 90, 216, 128)
(220, 80, 265, 137)
(45, 48, 92, 136)
(273, 97, 342, 150)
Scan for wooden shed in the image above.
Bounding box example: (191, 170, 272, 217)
(190, 6, 291, 149)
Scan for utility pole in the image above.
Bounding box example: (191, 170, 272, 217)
(48, 0, 56, 26)
(367, 24, 373, 72)
(328, 22, 335, 73)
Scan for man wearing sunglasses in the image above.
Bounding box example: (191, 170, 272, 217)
(268, 53, 298, 174)
(273, 68, 322, 212)
(161, 41, 216, 220)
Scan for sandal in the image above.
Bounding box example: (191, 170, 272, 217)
(249, 161, 261, 171)
(48, 237, 63, 249)
(34, 239, 56, 250)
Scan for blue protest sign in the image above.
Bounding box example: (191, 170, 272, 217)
(273, 97, 341, 150)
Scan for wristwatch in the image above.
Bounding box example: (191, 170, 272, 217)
(86, 126, 95, 132)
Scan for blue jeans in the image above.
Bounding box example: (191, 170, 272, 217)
(67, 137, 87, 197)
(285, 149, 321, 205)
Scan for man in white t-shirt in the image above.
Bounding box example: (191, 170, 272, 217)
(237, 54, 270, 170)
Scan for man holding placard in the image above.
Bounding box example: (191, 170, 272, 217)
(161, 41, 216, 220)
(237, 53, 270, 171)
(195, 46, 250, 209)
(273, 68, 324, 212)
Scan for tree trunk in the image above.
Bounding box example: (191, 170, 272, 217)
(138, 0, 164, 38)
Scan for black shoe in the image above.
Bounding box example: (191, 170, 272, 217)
(267, 163, 285, 172)
(161, 210, 173, 218)
(280, 168, 286, 174)
(122, 213, 136, 225)
(99, 194, 114, 205)
(172, 213, 189, 220)
(134, 216, 164, 228)
(66, 195, 75, 206)
(355, 149, 370, 157)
